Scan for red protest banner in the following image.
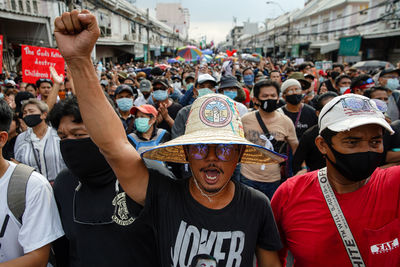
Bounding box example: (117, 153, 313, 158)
(0, 35, 3, 73)
(21, 45, 65, 83)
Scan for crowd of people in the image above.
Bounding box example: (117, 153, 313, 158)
(0, 9, 399, 267)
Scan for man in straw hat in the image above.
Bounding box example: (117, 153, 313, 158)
(271, 94, 400, 266)
(54, 10, 286, 266)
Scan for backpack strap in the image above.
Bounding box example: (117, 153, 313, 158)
(255, 111, 270, 135)
(7, 164, 35, 224)
(155, 129, 166, 144)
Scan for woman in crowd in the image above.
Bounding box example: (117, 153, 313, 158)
(14, 98, 66, 183)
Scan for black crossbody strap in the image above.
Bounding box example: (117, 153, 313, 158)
(255, 111, 269, 135)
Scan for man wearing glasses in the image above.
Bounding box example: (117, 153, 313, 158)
(272, 94, 400, 266)
(54, 10, 285, 266)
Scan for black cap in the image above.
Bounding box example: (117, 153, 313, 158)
(219, 75, 240, 90)
(152, 78, 170, 88)
(379, 68, 400, 78)
(115, 84, 134, 96)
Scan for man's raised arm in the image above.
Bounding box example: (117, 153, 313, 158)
(54, 10, 148, 205)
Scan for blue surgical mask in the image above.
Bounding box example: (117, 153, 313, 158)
(186, 83, 194, 91)
(0, 93, 4, 99)
(135, 117, 151, 133)
(116, 98, 133, 112)
(243, 74, 254, 85)
(197, 88, 214, 97)
(340, 87, 350, 95)
(386, 78, 400, 91)
(319, 77, 325, 83)
(224, 91, 237, 100)
(153, 90, 168, 101)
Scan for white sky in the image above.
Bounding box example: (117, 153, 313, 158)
(135, 0, 305, 43)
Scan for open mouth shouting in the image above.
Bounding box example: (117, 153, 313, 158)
(200, 164, 224, 186)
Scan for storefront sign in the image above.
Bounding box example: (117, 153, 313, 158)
(339, 36, 361, 56)
(21, 45, 65, 83)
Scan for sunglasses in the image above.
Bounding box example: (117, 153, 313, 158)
(186, 144, 240, 162)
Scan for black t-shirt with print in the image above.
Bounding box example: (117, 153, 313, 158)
(53, 169, 158, 267)
(281, 104, 318, 139)
(142, 168, 282, 267)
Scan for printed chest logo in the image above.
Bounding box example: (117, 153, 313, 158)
(112, 192, 135, 226)
(370, 238, 399, 254)
(171, 221, 245, 267)
(200, 97, 232, 127)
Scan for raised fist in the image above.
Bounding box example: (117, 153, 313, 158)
(54, 10, 100, 61)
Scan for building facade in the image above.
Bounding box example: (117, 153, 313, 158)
(0, 0, 188, 71)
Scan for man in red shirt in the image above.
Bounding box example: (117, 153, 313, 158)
(272, 94, 400, 266)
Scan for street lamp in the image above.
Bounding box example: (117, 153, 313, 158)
(265, 1, 286, 15)
(266, 1, 290, 58)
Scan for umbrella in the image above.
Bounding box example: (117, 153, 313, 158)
(215, 54, 227, 63)
(352, 60, 394, 71)
(177, 46, 202, 61)
(252, 53, 263, 60)
(167, 58, 178, 64)
(175, 56, 185, 62)
(155, 64, 171, 70)
(201, 49, 213, 55)
(202, 55, 213, 62)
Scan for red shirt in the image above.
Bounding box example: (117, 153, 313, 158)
(271, 167, 400, 267)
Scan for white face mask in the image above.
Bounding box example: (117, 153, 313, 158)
(340, 86, 350, 94)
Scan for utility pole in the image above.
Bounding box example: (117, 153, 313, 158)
(286, 17, 290, 58)
(146, 8, 151, 64)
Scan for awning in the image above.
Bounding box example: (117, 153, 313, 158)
(339, 36, 361, 56)
(310, 41, 340, 54)
(363, 29, 400, 39)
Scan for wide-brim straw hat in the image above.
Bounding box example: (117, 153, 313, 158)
(142, 94, 286, 164)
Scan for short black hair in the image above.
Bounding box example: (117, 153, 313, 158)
(332, 63, 344, 71)
(242, 67, 253, 76)
(334, 74, 351, 86)
(253, 79, 280, 98)
(47, 96, 82, 130)
(363, 86, 389, 99)
(316, 92, 338, 111)
(350, 74, 372, 90)
(35, 78, 53, 88)
(270, 69, 280, 75)
(320, 127, 339, 144)
(0, 99, 13, 132)
(298, 63, 311, 71)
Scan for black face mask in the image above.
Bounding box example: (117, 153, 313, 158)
(325, 141, 384, 182)
(60, 137, 115, 186)
(285, 94, 303, 105)
(258, 99, 278, 113)
(23, 114, 43, 127)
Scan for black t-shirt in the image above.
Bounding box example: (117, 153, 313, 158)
(281, 104, 318, 140)
(157, 102, 183, 132)
(53, 169, 158, 267)
(142, 168, 282, 266)
(292, 124, 325, 172)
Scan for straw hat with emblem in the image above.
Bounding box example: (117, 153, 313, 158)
(142, 94, 286, 164)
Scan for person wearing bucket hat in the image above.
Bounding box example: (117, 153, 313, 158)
(54, 10, 287, 265)
(278, 79, 318, 140)
(218, 75, 248, 116)
(272, 94, 400, 266)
